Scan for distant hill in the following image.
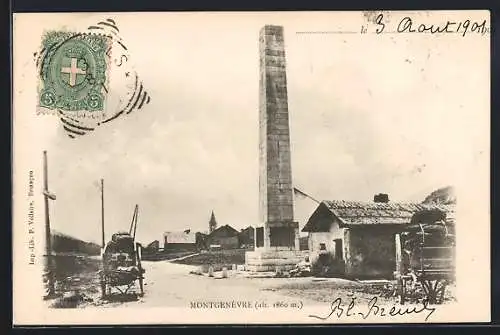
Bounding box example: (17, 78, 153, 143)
(422, 186, 456, 205)
(51, 230, 101, 256)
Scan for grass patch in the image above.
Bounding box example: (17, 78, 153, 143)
(49, 255, 102, 308)
(266, 280, 396, 304)
(173, 249, 246, 266)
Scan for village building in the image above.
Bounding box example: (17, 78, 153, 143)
(144, 240, 160, 252)
(301, 197, 455, 279)
(163, 230, 197, 252)
(238, 226, 255, 248)
(206, 225, 240, 250)
(195, 232, 209, 250)
(141, 240, 160, 259)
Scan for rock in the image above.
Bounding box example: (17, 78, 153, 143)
(189, 270, 203, 276)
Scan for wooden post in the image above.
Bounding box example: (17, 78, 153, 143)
(394, 233, 404, 303)
(43, 151, 55, 297)
(395, 233, 402, 276)
(133, 205, 139, 239)
(129, 204, 139, 239)
(129, 205, 135, 235)
(418, 223, 425, 274)
(101, 179, 105, 249)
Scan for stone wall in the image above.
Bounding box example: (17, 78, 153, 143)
(308, 232, 332, 253)
(308, 232, 345, 263)
(245, 249, 307, 272)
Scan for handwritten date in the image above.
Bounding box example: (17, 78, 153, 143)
(374, 13, 489, 36)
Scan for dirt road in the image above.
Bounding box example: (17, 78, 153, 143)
(52, 258, 455, 312)
(87, 260, 318, 309)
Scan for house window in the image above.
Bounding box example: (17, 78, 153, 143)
(319, 243, 326, 251)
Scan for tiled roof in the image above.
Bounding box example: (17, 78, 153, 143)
(327, 200, 454, 226)
(303, 200, 455, 231)
(209, 224, 239, 237)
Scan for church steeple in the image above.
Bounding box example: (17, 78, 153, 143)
(209, 210, 218, 233)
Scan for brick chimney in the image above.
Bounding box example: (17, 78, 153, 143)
(374, 193, 389, 203)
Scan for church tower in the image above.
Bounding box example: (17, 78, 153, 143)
(209, 210, 218, 234)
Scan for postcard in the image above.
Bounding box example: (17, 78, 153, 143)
(12, 10, 490, 325)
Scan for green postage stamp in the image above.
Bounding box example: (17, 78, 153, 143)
(38, 31, 112, 113)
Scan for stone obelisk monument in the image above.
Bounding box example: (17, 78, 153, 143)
(245, 25, 302, 272)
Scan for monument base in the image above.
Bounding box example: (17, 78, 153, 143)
(245, 249, 307, 272)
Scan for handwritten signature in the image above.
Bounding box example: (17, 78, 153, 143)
(309, 296, 436, 322)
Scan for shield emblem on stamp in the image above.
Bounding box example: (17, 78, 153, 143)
(39, 32, 111, 113)
(34, 20, 152, 138)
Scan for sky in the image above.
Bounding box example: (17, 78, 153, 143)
(18, 12, 489, 245)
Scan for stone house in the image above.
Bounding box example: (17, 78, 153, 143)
(302, 199, 455, 279)
(207, 225, 240, 250)
(164, 230, 197, 251)
(238, 226, 255, 248)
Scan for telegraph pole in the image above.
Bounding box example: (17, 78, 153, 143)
(101, 178, 105, 250)
(43, 150, 56, 298)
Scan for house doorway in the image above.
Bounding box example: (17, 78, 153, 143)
(333, 239, 343, 260)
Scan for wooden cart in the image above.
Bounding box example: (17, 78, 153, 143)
(394, 214, 455, 305)
(99, 235, 145, 297)
(99, 205, 145, 298)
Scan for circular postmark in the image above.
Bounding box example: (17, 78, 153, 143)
(35, 23, 152, 137)
(39, 32, 110, 113)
